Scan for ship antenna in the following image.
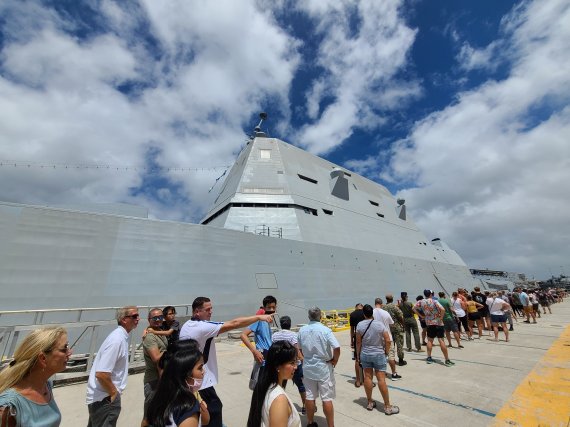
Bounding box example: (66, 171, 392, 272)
(255, 112, 267, 132)
(253, 112, 268, 137)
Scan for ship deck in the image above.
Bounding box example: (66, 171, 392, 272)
(54, 300, 570, 426)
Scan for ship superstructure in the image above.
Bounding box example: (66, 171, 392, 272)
(0, 123, 477, 322)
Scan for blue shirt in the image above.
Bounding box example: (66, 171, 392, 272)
(298, 321, 340, 381)
(250, 320, 272, 351)
(0, 382, 61, 427)
(519, 292, 530, 306)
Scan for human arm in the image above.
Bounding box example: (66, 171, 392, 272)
(413, 303, 424, 319)
(268, 394, 292, 427)
(240, 327, 264, 363)
(355, 333, 362, 363)
(0, 406, 16, 427)
(350, 325, 356, 348)
(294, 343, 303, 362)
(328, 346, 340, 368)
(382, 331, 391, 356)
(474, 302, 485, 309)
(146, 328, 174, 337)
(199, 399, 210, 425)
(219, 314, 273, 334)
(94, 372, 119, 402)
(178, 414, 200, 427)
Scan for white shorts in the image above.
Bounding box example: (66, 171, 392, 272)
(303, 376, 336, 402)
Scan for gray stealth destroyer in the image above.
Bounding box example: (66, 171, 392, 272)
(0, 123, 477, 321)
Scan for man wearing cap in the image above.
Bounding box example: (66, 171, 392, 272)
(399, 292, 422, 352)
(413, 290, 454, 366)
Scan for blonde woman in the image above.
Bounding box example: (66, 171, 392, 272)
(0, 327, 71, 427)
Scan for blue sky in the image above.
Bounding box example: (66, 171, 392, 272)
(0, 0, 569, 279)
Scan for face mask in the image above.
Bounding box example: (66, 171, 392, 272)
(187, 377, 203, 392)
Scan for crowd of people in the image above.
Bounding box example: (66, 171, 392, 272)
(0, 287, 565, 427)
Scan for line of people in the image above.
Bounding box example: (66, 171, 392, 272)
(0, 287, 565, 427)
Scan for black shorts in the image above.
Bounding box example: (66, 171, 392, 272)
(468, 312, 480, 321)
(426, 325, 445, 339)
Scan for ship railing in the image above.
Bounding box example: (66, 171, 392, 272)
(0, 304, 195, 374)
(243, 225, 283, 238)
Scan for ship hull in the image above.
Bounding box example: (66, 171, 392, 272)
(0, 202, 476, 323)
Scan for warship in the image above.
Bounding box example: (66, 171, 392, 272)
(0, 115, 477, 322)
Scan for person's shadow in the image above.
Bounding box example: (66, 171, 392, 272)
(353, 397, 387, 413)
(294, 404, 328, 425)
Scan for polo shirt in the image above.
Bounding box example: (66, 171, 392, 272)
(298, 321, 340, 381)
(179, 319, 223, 390)
(86, 326, 129, 404)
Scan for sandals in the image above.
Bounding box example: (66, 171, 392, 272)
(385, 405, 400, 415)
(354, 381, 361, 388)
(366, 401, 377, 411)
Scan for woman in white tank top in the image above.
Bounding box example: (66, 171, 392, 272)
(247, 341, 301, 427)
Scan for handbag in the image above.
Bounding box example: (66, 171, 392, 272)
(357, 319, 374, 366)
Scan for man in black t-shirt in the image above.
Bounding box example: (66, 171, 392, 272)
(472, 287, 489, 331)
(349, 303, 365, 387)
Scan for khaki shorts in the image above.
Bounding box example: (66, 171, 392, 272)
(303, 376, 336, 402)
(523, 306, 533, 314)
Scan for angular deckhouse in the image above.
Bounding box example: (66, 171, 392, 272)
(0, 130, 476, 322)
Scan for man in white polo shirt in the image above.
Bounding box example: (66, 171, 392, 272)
(86, 306, 139, 427)
(179, 296, 273, 427)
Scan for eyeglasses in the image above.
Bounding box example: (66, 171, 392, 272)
(125, 313, 140, 320)
(47, 344, 71, 354)
(150, 315, 164, 321)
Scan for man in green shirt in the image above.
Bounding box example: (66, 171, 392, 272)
(438, 292, 462, 348)
(142, 308, 168, 426)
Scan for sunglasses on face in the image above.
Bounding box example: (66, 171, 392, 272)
(48, 343, 71, 354)
(150, 315, 164, 321)
(125, 313, 140, 320)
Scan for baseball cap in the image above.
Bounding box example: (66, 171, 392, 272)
(423, 289, 433, 297)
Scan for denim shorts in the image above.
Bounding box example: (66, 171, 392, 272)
(360, 352, 387, 371)
(490, 314, 506, 323)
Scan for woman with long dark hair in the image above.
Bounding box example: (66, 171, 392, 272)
(146, 347, 209, 427)
(247, 341, 301, 427)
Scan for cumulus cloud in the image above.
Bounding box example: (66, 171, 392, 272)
(387, 0, 570, 278)
(0, 0, 300, 220)
(292, 0, 420, 154)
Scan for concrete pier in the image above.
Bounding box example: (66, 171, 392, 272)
(54, 300, 570, 426)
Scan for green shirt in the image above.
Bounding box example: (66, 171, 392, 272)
(438, 298, 455, 321)
(143, 333, 168, 383)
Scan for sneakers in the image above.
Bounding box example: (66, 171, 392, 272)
(391, 373, 402, 381)
(426, 356, 434, 364)
(415, 348, 425, 352)
(445, 360, 455, 366)
(398, 359, 407, 366)
(509, 326, 514, 331)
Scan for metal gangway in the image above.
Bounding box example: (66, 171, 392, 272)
(0, 304, 194, 379)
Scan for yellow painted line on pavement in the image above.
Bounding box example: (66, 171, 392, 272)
(492, 324, 570, 427)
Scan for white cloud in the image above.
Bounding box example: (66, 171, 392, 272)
(293, 0, 419, 154)
(0, 0, 301, 220)
(387, 0, 570, 278)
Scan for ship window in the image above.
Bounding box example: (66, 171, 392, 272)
(323, 209, 333, 215)
(298, 174, 318, 184)
(344, 171, 352, 177)
(376, 213, 384, 218)
(259, 149, 271, 159)
(369, 200, 379, 206)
